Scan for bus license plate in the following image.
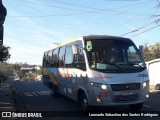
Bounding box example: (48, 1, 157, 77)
(122, 91, 133, 96)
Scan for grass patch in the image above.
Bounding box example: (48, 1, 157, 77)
(150, 85, 160, 94)
(150, 85, 155, 92)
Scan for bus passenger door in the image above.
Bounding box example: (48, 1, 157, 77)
(63, 44, 74, 97)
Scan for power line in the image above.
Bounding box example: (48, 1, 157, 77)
(7, 11, 158, 18)
(6, 18, 129, 28)
(155, 0, 160, 9)
(121, 30, 139, 37)
(139, 9, 158, 29)
(156, 0, 160, 4)
(152, 15, 160, 17)
(137, 19, 160, 30)
(106, 1, 156, 30)
(48, 0, 152, 11)
(17, 0, 154, 12)
(121, 19, 160, 36)
(117, 5, 158, 37)
(15, 0, 89, 12)
(107, 7, 156, 34)
(45, 0, 102, 11)
(7, 0, 155, 17)
(130, 24, 160, 38)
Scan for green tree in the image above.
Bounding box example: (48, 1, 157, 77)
(0, 62, 9, 81)
(36, 67, 42, 75)
(0, 45, 10, 62)
(143, 42, 160, 61)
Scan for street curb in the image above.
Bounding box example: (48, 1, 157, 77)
(9, 84, 16, 112)
(0, 81, 16, 120)
(10, 84, 26, 112)
(10, 82, 31, 120)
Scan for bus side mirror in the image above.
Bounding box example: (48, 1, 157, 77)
(139, 45, 144, 54)
(72, 44, 78, 54)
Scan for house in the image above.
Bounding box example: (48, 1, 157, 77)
(146, 59, 160, 86)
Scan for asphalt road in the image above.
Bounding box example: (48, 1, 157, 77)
(11, 80, 160, 120)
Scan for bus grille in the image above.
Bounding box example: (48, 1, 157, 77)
(110, 83, 141, 91)
(115, 94, 138, 101)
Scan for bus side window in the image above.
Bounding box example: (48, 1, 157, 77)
(46, 51, 50, 67)
(42, 52, 47, 67)
(52, 49, 59, 67)
(73, 46, 86, 71)
(48, 50, 53, 67)
(59, 46, 66, 67)
(65, 45, 73, 68)
(127, 46, 141, 62)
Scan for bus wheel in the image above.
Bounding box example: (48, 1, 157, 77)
(80, 93, 89, 112)
(155, 84, 160, 90)
(129, 103, 143, 111)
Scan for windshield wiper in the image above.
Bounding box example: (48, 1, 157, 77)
(105, 62, 127, 71)
(116, 62, 144, 69)
(127, 63, 144, 69)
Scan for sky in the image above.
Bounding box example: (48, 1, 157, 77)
(2, 0, 160, 65)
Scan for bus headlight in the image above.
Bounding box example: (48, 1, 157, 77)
(101, 84, 107, 90)
(143, 82, 147, 88)
(91, 82, 107, 90)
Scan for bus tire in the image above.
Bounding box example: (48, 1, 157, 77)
(80, 93, 89, 112)
(129, 103, 143, 111)
(155, 84, 160, 90)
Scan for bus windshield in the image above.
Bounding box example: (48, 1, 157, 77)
(85, 39, 146, 73)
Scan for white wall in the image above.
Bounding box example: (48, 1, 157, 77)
(146, 59, 160, 86)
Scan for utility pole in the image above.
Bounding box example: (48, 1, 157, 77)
(0, 0, 7, 46)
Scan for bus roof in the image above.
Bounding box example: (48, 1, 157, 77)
(45, 36, 83, 52)
(83, 35, 130, 41)
(45, 35, 131, 52)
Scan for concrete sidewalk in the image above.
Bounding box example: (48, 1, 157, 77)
(0, 79, 15, 117)
(0, 78, 30, 120)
